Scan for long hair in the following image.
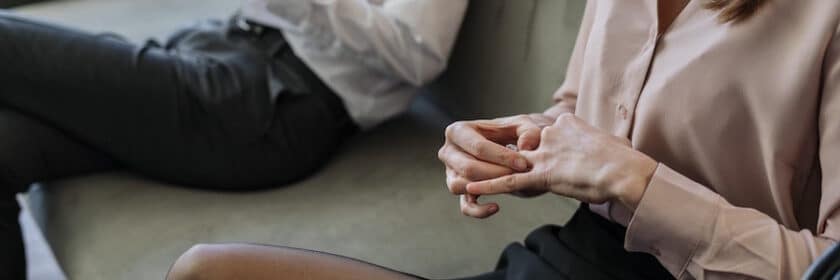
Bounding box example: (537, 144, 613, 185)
(705, 0, 767, 22)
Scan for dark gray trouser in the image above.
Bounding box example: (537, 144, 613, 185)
(0, 12, 357, 279)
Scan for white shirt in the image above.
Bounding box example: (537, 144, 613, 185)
(241, 0, 468, 129)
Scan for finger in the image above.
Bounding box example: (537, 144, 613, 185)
(468, 119, 520, 143)
(446, 168, 470, 194)
(443, 145, 515, 181)
(466, 173, 540, 195)
(516, 126, 541, 151)
(451, 129, 529, 171)
(460, 194, 499, 219)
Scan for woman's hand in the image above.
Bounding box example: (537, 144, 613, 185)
(466, 114, 658, 212)
(438, 114, 555, 218)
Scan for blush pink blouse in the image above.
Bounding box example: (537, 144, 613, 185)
(555, 0, 840, 279)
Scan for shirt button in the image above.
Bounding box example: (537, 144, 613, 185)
(617, 105, 629, 120)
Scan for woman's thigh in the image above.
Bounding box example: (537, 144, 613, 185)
(168, 244, 420, 280)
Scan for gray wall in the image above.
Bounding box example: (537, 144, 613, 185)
(428, 0, 585, 119)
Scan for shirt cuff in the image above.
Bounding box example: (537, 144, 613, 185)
(589, 202, 633, 227)
(624, 164, 723, 277)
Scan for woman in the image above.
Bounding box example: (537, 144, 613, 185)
(167, 0, 840, 279)
(0, 0, 467, 278)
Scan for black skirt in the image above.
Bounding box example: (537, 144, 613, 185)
(452, 205, 675, 280)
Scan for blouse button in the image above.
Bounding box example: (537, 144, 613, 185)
(617, 105, 629, 120)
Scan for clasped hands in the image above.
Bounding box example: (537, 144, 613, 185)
(438, 113, 658, 219)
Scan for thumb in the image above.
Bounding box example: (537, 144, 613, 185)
(516, 124, 541, 151)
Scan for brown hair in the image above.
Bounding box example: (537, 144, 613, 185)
(705, 0, 767, 23)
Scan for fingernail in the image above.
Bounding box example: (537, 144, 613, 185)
(487, 205, 497, 212)
(514, 158, 527, 170)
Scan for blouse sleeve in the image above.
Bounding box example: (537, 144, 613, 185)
(547, 0, 597, 117)
(622, 23, 840, 280)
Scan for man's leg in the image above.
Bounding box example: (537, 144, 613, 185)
(0, 12, 205, 277)
(0, 12, 356, 188)
(0, 12, 246, 186)
(0, 196, 24, 280)
(0, 110, 116, 279)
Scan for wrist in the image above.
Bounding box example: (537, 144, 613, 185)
(612, 152, 658, 211)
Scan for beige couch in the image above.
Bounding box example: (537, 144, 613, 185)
(13, 0, 586, 279)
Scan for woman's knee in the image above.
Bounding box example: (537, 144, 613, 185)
(167, 244, 228, 280)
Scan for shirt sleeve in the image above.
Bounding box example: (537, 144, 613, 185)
(249, 0, 468, 86)
(548, 0, 597, 116)
(623, 22, 840, 280)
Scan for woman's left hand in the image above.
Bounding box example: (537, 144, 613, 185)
(466, 114, 658, 212)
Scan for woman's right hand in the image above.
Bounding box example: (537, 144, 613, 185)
(438, 114, 555, 218)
